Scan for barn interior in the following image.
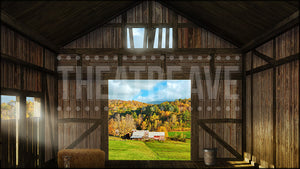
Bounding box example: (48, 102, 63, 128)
(0, 0, 299, 168)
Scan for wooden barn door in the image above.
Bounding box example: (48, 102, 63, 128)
(191, 78, 243, 161)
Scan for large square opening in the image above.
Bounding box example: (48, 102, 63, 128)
(108, 80, 191, 160)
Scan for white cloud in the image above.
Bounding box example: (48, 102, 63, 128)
(109, 80, 191, 103)
(108, 80, 163, 101)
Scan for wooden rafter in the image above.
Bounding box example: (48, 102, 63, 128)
(0, 11, 58, 52)
(1, 53, 57, 76)
(58, 118, 103, 123)
(158, 0, 242, 47)
(198, 118, 242, 124)
(61, 1, 142, 47)
(242, 10, 299, 53)
(253, 50, 275, 64)
(246, 53, 299, 75)
(59, 48, 242, 55)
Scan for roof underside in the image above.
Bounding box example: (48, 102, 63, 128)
(1, 0, 299, 48)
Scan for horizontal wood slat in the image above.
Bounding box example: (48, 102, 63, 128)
(246, 53, 299, 75)
(58, 118, 103, 124)
(198, 119, 242, 124)
(59, 48, 242, 55)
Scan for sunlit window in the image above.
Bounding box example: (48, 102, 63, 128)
(127, 27, 173, 49)
(153, 28, 173, 48)
(127, 28, 146, 48)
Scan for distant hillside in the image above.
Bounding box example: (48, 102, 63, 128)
(108, 98, 191, 137)
(146, 100, 173, 104)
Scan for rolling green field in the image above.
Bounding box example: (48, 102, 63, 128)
(109, 136, 191, 160)
(168, 131, 191, 139)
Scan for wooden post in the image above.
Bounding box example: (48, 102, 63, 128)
(272, 38, 276, 167)
(166, 28, 169, 48)
(242, 53, 246, 159)
(122, 13, 127, 49)
(158, 28, 162, 48)
(250, 51, 254, 161)
(129, 28, 134, 48)
(18, 94, 26, 167)
(173, 11, 178, 49)
(148, 0, 153, 49)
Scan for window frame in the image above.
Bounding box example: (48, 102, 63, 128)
(125, 25, 173, 49)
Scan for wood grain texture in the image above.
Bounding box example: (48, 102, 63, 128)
(245, 25, 299, 168)
(63, 1, 236, 49)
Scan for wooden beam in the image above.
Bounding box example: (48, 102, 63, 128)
(166, 28, 169, 48)
(1, 53, 57, 76)
(143, 27, 148, 48)
(58, 72, 242, 81)
(0, 11, 58, 52)
(191, 93, 199, 161)
(100, 23, 199, 28)
(241, 53, 246, 159)
(198, 118, 242, 123)
(272, 39, 276, 168)
(0, 88, 42, 97)
(158, 28, 162, 48)
(209, 52, 216, 80)
(246, 53, 299, 75)
(59, 48, 242, 55)
(129, 27, 134, 48)
(250, 51, 253, 160)
(122, 13, 127, 48)
(45, 77, 56, 161)
(148, 0, 153, 49)
(253, 50, 275, 64)
(39, 72, 46, 166)
(172, 6, 178, 49)
(198, 121, 243, 160)
(66, 119, 102, 149)
(158, 0, 242, 47)
(58, 118, 103, 123)
(242, 10, 299, 53)
(61, 0, 142, 47)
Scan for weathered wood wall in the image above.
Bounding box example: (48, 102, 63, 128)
(245, 25, 299, 168)
(1, 24, 58, 166)
(63, 1, 236, 49)
(58, 1, 242, 161)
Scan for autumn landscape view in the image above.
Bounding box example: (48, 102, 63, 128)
(108, 80, 191, 160)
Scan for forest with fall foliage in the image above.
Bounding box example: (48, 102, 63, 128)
(1, 99, 36, 120)
(108, 99, 191, 137)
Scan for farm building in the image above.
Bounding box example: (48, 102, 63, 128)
(130, 130, 165, 141)
(148, 132, 165, 141)
(0, 0, 299, 168)
(130, 130, 149, 140)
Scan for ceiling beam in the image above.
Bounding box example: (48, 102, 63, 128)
(1, 10, 59, 52)
(242, 10, 299, 53)
(60, 0, 142, 48)
(253, 50, 275, 64)
(59, 48, 242, 55)
(158, 0, 242, 48)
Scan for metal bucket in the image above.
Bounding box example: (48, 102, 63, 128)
(203, 148, 217, 166)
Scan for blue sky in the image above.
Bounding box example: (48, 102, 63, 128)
(127, 28, 172, 48)
(1, 95, 16, 103)
(109, 80, 191, 103)
(1, 95, 34, 103)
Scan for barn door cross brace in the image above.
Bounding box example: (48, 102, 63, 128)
(198, 119, 243, 160)
(65, 119, 103, 149)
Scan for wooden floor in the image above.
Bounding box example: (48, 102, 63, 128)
(106, 160, 256, 168)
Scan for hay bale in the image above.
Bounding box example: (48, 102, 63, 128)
(57, 149, 105, 168)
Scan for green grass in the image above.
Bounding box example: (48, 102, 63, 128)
(168, 131, 191, 139)
(109, 136, 190, 160)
